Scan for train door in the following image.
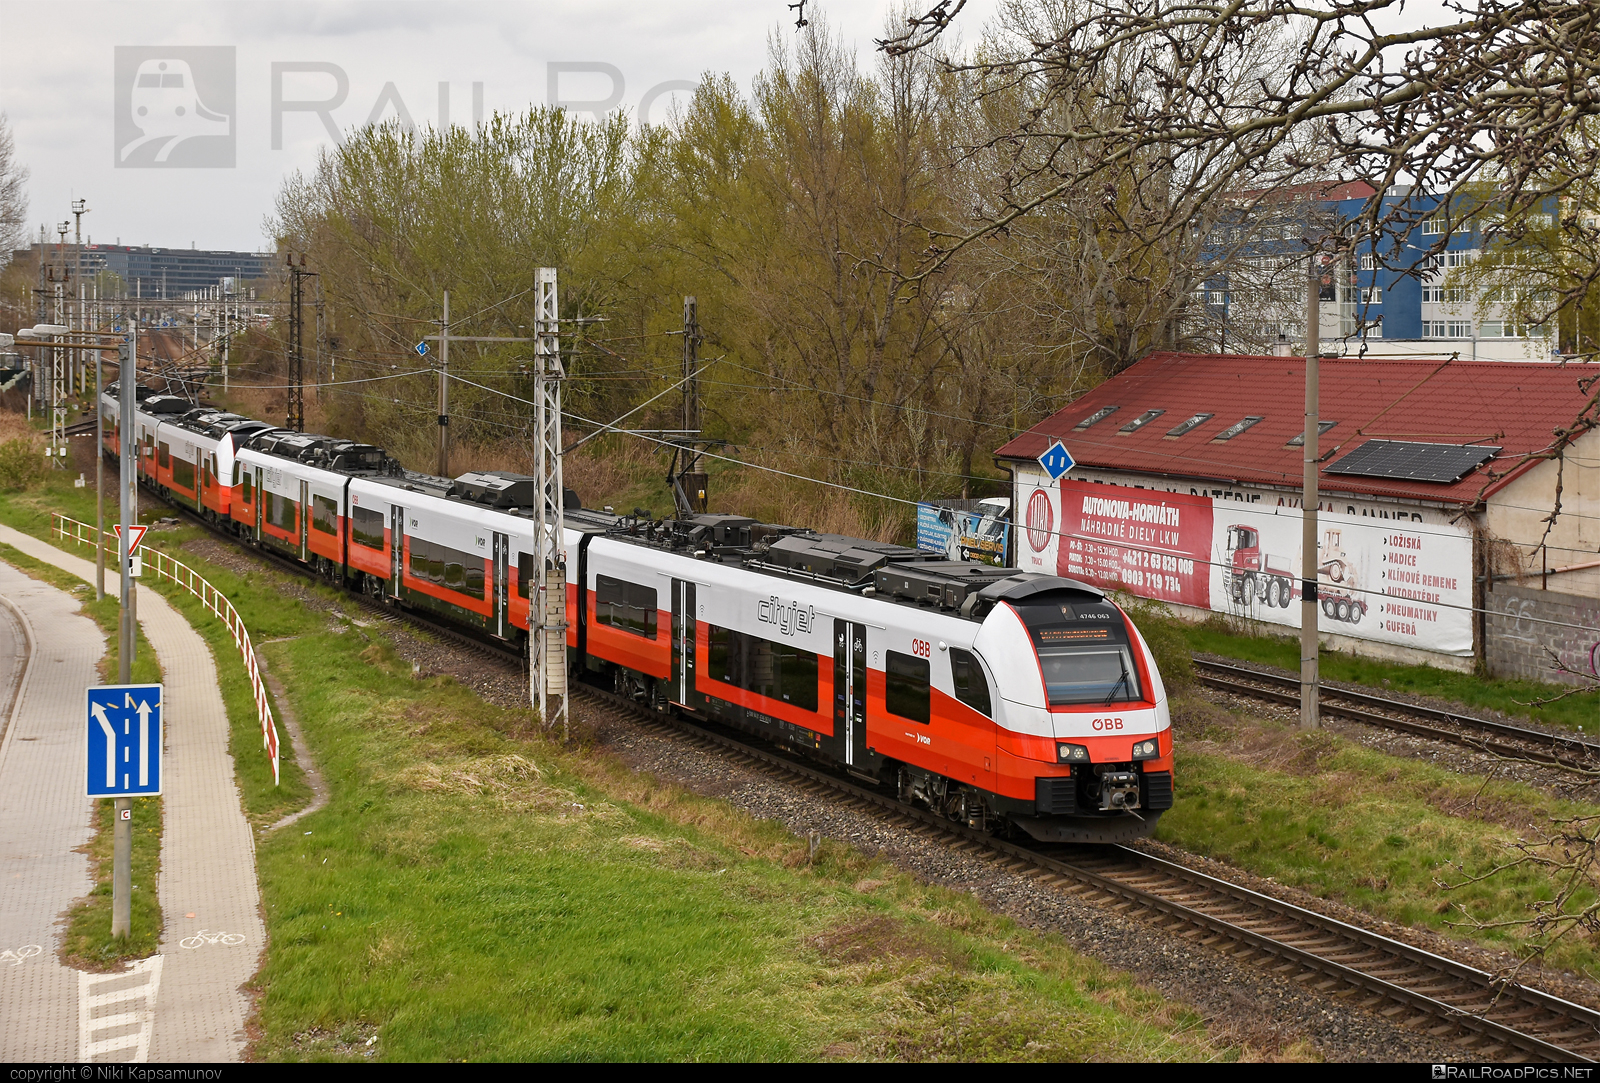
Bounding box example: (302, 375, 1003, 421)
(671, 579, 696, 706)
(493, 532, 510, 638)
(833, 620, 868, 768)
(298, 480, 309, 561)
(390, 505, 405, 599)
(253, 467, 263, 542)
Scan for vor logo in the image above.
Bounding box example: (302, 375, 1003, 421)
(757, 596, 815, 636)
(1026, 487, 1054, 552)
(114, 47, 236, 168)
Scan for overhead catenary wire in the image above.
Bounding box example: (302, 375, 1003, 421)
(434, 369, 1599, 637)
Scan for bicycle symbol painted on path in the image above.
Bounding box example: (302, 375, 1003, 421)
(179, 929, 245, 949)
(2, 944, 42, 965)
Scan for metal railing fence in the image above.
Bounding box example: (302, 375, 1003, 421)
(52, 512, 280, 785)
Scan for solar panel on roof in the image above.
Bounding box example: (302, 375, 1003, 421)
(1325, 440, 1500, 484)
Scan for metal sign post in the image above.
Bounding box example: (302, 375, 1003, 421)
(86, 682, 163, 940)
(119, 330, 137, 684)
(532, 267, 568, 739)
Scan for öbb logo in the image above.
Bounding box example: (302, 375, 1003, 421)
(1091, 717, 1124, 731)
(1026, 488, 1054, 552)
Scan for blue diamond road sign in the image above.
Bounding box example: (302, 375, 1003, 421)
(86, 684, 163, 798)
(1038, 440, 1076, 481)
(415, 340, 429, 357)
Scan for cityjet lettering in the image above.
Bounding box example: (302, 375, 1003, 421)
(757, 596, 816, 636)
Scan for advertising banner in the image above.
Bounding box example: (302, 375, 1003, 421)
(916, 503, 1009, 567)
(1034, 476, 1474, 657)
(1057, 481, 1213, 608)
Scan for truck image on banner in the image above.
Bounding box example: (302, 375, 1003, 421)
(1048, 477, 1473, 657)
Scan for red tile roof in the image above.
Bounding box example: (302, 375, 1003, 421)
(993, 352, 1599, 506)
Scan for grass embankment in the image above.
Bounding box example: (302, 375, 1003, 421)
(0, 541, 167, 967)
(1156, 698, 1600, 975)
(1115, 602, 1600, 977)
(1183, 617, 1598, 735)
(0, 473, 1237, 1061)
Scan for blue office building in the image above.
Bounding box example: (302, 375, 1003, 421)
(1203, 181, 1557, 362)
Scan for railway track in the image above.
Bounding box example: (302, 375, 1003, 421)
(581, 687, 1600, 1062)
(1196, 659, 1600, 772)
(118, 468, 1600, 1060)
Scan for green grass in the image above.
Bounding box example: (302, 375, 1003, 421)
(0, 469, 1249, 1062)
(247, 631, 1230, 1061)
(1184, 617, 1600, 734)
(0, 542, 167, 966)
(1160, 696, 1600, 975)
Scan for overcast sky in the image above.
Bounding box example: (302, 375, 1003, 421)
(2, 0, 1447, 256)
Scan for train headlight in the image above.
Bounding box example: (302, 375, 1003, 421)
(1131, 738, 1159, 760)
(1057, 743, 1089, 764)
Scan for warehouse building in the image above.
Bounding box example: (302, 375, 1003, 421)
(995, 352, 1600, 681)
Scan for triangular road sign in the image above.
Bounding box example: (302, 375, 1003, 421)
(113, 524, 149, 553)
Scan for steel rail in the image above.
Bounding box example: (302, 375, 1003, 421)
(1197, 659, 1600, 770)
(580, 687, 1600, 1063)
(99, 454, 1600, 1061)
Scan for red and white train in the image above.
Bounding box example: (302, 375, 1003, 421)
(104, 386, 1174, 842)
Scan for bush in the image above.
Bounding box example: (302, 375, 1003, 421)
(1112, 592, 1195, 694)
(0, 437, 45, 492)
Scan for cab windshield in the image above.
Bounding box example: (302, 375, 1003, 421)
(1011, 594, 1144, 706)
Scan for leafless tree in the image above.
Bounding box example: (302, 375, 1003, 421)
(0, 113, 29, 265)
(880, 1, 1600, 335)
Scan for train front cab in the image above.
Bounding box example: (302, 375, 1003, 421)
(973, 580, 1174, 844)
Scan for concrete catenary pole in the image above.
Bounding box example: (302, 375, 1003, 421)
(437, 290, 450, 477)
(1301, 251, 1321, 729)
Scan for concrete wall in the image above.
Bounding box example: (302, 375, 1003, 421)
(1485, 585, 1600, 687)
(1486, 428, 1600, 600)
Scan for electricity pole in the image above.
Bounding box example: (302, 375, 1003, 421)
(667, 296, 708, 517)
(437, 289, 450, 476)
(531, 268, 568, 739)
(1301, 250, 1321, 729)
(286, 255, 311, 432)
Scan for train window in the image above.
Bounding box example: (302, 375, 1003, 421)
(266, 492, 296, 532)
(1013, 596, 1144, 706)
(311, 495, 339, 536)
(706, 624, 818, 711)
(409, 537, 485, 600)
(885, 651, 930, 724)
(596, 575, 658, 639)
(172, 456, 195, 491)
(949, 648, 992, 717)
(351, 506, 385, 551)
(158, 443, 170, 469)
(240, 471, 252, 504)
(517, 552, 534, 598)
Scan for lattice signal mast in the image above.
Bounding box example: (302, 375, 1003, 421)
(531, 267, 569, 738)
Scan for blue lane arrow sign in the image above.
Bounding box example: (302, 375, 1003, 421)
(415, 340, 430, 357)
(1038, 440, 1076, 481)
(86, 684, 163, 798)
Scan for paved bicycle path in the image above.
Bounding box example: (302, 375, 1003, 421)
(0, 524, 265, 1062)
(0, 560, 103, 1060)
